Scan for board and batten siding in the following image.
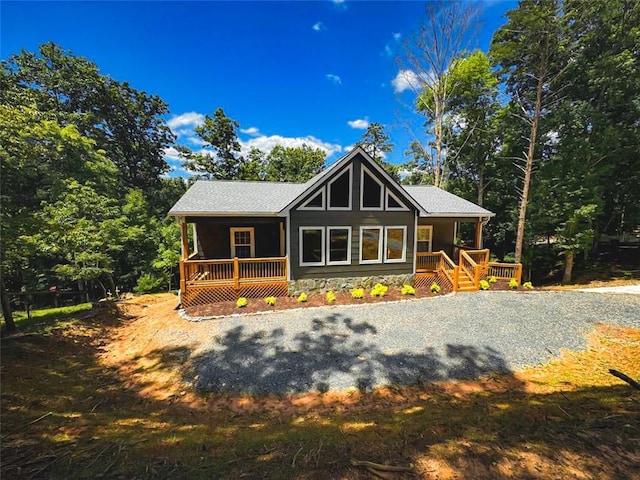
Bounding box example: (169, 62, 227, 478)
(290, 153, 417, 280)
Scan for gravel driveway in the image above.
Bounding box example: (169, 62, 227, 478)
(188, 290, 640, 395)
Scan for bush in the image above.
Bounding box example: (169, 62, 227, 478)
(509, 278, 519, 289)
(401, 284, 415, 295)
(430, 282, 441, 294)
(297, 292, 307, 302)
(488, 276, 498, 283)
(236, 297, 248, 308)
(351, 288, 364, 299)
(265, 296, 276, 306)
(523, 281, 534, 290)
(326, 291, 336, 302)
(133, 273, 167, 294)
(479, 280, 490, 290)
(371, 283, 388, 297)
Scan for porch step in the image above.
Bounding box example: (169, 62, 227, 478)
(456, 271, 478, 292)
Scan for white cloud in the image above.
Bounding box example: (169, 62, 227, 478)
(163, 146, 182, 162)
(331, 0, 347, 8)
(393, 32, 401, 41)
(312, 21, 325, 31)
(166, 112, 205, 133)
(391, 69, 432, 93)
(326, 73, 342, 85)
(241, 134, 343, 158)
(347, 118, 369, 129)
(240, 126, 261, 137)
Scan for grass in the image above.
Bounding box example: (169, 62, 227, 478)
(1, 295, 639, 479)
(9, 303, 93, 332)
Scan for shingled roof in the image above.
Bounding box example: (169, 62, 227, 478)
(404, 185, 494, 217)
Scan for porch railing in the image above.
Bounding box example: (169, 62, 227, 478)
(488, 262, 523, 284)
(416, 252, 441, 272)
(459, 250, 481, 288)
(181, 257, 288, 289)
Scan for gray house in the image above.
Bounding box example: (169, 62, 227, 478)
(169, 147, 509, 307)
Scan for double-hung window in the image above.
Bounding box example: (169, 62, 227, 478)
(230, 227, 255, 258)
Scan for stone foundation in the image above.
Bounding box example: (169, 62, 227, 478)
(289, 273, 414, 296)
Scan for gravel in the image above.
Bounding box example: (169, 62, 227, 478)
(187, 290, 640, 395)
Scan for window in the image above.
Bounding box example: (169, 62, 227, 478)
(230, 227, 255, 258)
(360, 165, 384, 210)
(384, 226, 407, 263)
(359, 226, 383, 264)
(327, 227, 351, 265)
(300, 188, 325, 210)
(328, 166, 352, 210)
(416, 225, 433, 253)
(385, 190, 408, 211)
(299, 227, 325, 266)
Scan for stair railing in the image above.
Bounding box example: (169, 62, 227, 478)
(437, 250, 459, 291)
(459, 250, 481, 289)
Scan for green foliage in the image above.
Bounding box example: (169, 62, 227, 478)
(296, 292, 308, 303)
(489, 276, 498, 284)
(264, 144, 326, 182)
(370, 283, 388, 297)
(236, 297, 248, 308)
(509, 278, 519, 290)
(523, 281, 534, 290)
(430, 283, 441, 293)
(401, 285, 416, 295)
(265, 296, 276, 306)
(479, 280, 490, 290)
(326, 291, 336, 302)
(350, 288, 364, 299)
(134, 273, 167, 294)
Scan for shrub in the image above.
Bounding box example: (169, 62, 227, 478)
(479, 280, 490, 290)
(326, 291, 336, 302)
(401, 284, 415, 295)
(523, 281, 534, 290)
(133, 273, 167, 294)
(371, 283, 388, 297)
(297, 292, 308, 302)
(265, 296, 276, 306)
(351, 288, 364, 299)
(236, 297, 248, 308)
(488, 276, 498, 284)
(509, 278, 519, 289)
(430, 282, 441, 294)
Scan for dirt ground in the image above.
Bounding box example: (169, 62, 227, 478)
(2, 293, 639, 479)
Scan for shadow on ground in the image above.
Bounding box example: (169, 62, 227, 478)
(189, 312, 510, 395)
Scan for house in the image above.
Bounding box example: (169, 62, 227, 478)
(169, 147, 521, 307)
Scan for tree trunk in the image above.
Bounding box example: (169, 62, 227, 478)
(0, 265, 16, 333)
(434, 101, 443, 188)
(562, 250, 574, 284)
(514, 76, 544, 264)
(477, 165, 485, 207)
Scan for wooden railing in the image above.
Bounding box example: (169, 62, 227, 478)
(416, 252, 441, 272)
(459, 250, 481, 288)
(181, 257, 287, 289)
(465, 249, 490, 268)
(438, 251, 459, 291)
(488, 262, 523, 284)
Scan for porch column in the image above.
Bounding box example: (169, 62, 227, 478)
(180, 217, 190, 260)
(279, 221, 285, 257)
(474, 219, 483, 249)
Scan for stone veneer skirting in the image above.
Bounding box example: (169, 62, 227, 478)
(289, 274, 414, 296)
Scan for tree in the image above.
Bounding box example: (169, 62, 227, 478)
(264, 144, 326, 183)
(239, 147, 267, 181)
(490, 0, 567, 264)
(402, 0, 480, 188)
(1, 42, 174, 191)
(401, 141, 433, 185)
(181, 108, 244, 179)
(355, 122, 399, 179)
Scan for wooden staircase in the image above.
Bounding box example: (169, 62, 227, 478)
(456, 269, 478, 292)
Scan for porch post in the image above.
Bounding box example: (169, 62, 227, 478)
(279, 221, 285, 257)
(474, 219, 483, 249)
(180, 218, 190, 260)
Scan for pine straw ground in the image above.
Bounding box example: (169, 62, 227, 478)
(1, 293, 639, 480)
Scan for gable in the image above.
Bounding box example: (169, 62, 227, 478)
(281, 146, 423, 215)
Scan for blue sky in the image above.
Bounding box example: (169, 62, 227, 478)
(2, 0, 517, 176)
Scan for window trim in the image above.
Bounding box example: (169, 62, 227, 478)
(416, 225, 433, 253)
(327, 165, 353, 211)
(359, 226, 384, 264)
(299, 226, 325, 266)
(360, 164, 385, 211)
(326, 226, 352, 266)
(384, 226, 407, 263)
(230, 227, 255, 258)
(385, 189, 409, 211)
(299, 187, 325, 211)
